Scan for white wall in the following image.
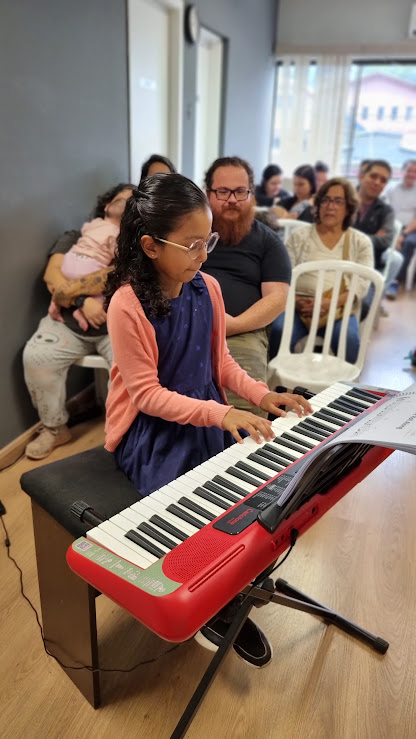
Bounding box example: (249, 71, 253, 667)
(277, 0, 416, 50)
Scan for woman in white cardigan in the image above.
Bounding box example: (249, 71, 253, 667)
(269, 177, 373, 363)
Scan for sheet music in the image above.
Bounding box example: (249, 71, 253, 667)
(277, 382, 416, 510)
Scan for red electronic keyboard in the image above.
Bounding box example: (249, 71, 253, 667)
(67, 382, 394, 642)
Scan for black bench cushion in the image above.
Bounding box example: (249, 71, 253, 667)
(20, 446, 140, 538)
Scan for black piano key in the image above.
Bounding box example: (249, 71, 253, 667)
(149, 514, 188, 542)
(314, 409, 348, 426)
(298, 419, 331, 437)
(125, 529, 165, 559)
(178, 496, 216, 522)
(346, 387, 378, 404)
(235, 460, 271, 482)
(225, 466, 262, 487)
(137, 522, 178, 550)
(248, 452, 284, 474)
(204, 480, 242, 503)
(261, 445, 294, 465)
(166, 504, 204, 530)
(337, 395, 368, 414)
(329, 400, 361, 416)
(291, 424, 326, 442)
(192, 486, 230, 511)
(212, 475, 248, 497)
(265, 442, 297, 462)
(280, 433, 315, 452)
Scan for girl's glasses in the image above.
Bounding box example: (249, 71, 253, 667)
(156, 232, 219, 259)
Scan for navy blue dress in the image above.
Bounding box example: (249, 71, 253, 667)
(114, 273, 234, 496)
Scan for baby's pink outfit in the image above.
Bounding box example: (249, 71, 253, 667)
(49, 218, 119, 330)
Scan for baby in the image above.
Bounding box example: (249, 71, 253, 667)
(49, 187, 133, 330)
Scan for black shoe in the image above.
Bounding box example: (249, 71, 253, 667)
(194, 617, 272, 668)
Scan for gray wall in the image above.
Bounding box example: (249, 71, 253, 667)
(278, 0, 414, 47)
(0, 0, 129, 448)
(182, 0, 278, 182)
(0, 0, 278, 449)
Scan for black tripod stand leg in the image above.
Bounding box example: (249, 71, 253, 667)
(275, 578, 389, 654)
(170, 599, 253, 739)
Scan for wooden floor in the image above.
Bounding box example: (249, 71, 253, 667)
(1, 291, 416, 739)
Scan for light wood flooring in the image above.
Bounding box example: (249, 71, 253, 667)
(1, 290, 416, 739)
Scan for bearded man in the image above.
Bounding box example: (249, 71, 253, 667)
(202, 156, 291, 416)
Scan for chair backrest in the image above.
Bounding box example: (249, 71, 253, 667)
(277, 218, 312, 244)
(280, 259, 384, 370)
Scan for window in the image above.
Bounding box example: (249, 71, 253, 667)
(272, 59, 416, 181)
(340, 62, 416, 179)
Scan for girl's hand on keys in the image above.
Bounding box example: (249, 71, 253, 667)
(221, 408, 275, 444)
(260, 392, 313, 418)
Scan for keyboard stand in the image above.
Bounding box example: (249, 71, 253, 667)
(170, 568, 389, 739)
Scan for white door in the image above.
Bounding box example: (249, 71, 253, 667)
(194, 27, 224, 189)
(127, 0, 183, 182)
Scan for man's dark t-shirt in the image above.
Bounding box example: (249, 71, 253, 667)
(49, 230, 108, 337)
(201, 219, 291, 316)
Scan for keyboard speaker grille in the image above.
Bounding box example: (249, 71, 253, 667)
(163, 528, 234, 582)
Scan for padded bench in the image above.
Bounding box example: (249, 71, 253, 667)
(20, 446, 140, 707)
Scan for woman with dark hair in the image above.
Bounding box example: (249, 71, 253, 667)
(254, 164, 291, 207)
(139, 154, 177, 183)
(23, 182, 135, 460)
(277, 164, 317, 221)
(269, 177, 374, 363)
(104, 173, 310, 496)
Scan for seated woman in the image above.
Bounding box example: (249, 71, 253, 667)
(23, 182, 135, 460)
(269, 177, 374, 364)
(277, 164, 317, 222)
(139, 153, 177, 183)
(254, 164, 291, 207)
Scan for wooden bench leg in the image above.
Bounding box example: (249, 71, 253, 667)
(31, 501, 100, 707)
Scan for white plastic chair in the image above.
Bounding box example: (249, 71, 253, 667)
(74, 354, 110, 407)
(267, 260, 384, 394)
(276, 218, 312, 244)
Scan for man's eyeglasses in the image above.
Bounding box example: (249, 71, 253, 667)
(209, 187, 252, 201)
(321, 196, 346, 207)
(155, 232, 219, 259)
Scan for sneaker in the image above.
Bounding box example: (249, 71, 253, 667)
(25, 424, 72, 460)
(385, 282, 399, 300)
(194, 617, 272, 668)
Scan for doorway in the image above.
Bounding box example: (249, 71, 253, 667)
(194, 27, 224, 188)
(127, 0, 183, 182)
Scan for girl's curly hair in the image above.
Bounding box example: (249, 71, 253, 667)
(104, 173, 209, 317)
(92, 182, 136, 219)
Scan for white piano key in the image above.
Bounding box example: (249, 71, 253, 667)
(89, 522, 156, 568)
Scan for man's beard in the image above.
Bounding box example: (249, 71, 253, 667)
(213, 204, 255, 246)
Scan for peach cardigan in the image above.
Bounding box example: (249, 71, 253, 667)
(105, 272, 270, 451)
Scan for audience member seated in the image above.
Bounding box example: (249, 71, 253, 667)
(384, 159, 416, 298)
(202, 156, 291, 416)
(139, 154, 177, 183)
(269, 177, 373, 364)
(315, 160, 330, 190)
(355, 160, 403, 317)
(277, 164, 316, 222)
(23, 182, 134, 460)
(254, 164, 291, 207)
